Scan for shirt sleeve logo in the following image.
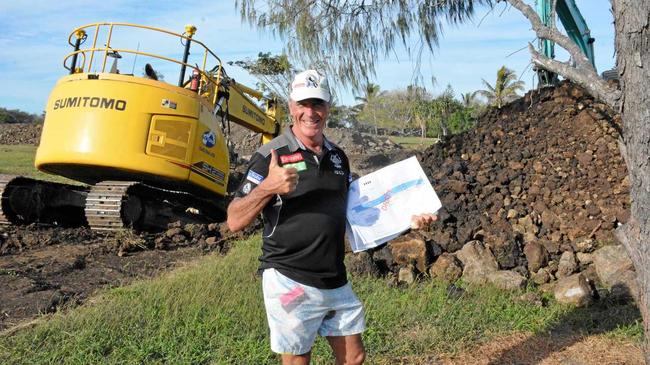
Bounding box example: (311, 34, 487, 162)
(242, 182, 252, 195)
(246, 170, 264, 184)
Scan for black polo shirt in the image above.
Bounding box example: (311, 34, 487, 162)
(234, 126, 351, 289)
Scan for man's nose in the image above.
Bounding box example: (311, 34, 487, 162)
(303, 106, 317, 117)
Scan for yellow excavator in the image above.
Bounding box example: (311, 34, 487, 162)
(0, 23, 281, 230)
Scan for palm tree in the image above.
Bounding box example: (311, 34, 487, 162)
(461, 91, 479, 108)
(477, 66, 525, 109)
(354, 82, 381, 104)
(353, 82, 383, 133)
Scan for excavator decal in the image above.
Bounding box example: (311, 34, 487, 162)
(53, 96, 127, 111)
(191, 161, 226, 185)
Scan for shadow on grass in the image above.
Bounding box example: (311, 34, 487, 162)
(489, 287, 642, 365)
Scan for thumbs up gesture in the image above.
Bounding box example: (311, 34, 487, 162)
(262, 149, 299, 195)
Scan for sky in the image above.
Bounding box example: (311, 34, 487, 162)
(0, 0, 615, 114)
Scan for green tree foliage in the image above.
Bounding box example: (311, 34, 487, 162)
(236, 0, 492, 91)
(228, 52, 295, 103)
(0, 108, 43, 124)
(355, 84, 476, 137)
(356, 90, 414, 134)
(327, 104, 359, 129)
(477, 65, 525, 108)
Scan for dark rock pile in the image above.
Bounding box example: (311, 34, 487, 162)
(325, 127, 402, 155)
(349, 82, 633, 302)
(0, 123, 42, 145)
(227, 123, 401, 158)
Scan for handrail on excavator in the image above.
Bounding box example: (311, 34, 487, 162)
(60, 22, 282, 139)
(62, 22, 238, 107)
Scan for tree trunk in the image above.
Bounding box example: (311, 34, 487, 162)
(611, 0, 650, 362)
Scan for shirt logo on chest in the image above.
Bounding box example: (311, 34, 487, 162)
(330, 153, 342, 169)
(280, 152, 304, 164)
(281, 152, 307, 171)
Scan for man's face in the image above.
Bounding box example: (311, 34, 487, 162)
(289, 98, 330, 140)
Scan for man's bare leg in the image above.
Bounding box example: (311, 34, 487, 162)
(327, 334, 365, 365)
(281, 352, 310, 365)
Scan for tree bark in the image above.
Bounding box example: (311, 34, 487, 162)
(610, 1, 650, 362)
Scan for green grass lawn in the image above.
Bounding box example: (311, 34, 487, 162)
(389, 136, 440, 150)
(0, 145, 78, 184)
(0, 237, 641, 364)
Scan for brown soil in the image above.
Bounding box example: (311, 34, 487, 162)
(0, 222, 253, 332)
(389, 333, 643, 364)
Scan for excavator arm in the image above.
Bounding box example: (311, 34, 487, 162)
(536, 0, 596, 85)
(211, 74, 282, 144)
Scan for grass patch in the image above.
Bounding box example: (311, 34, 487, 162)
(0, 237, 641, 364)
(0, 145, 76, 184)
(389, 136, 439, 150)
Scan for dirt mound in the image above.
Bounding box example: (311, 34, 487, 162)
(355, 81, 628, 285)
(0, 123, 42, 145)
(325, 127, 402, 154)
(422, 81, 626, 258)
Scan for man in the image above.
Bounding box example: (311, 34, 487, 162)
(227, 70, 436, 365)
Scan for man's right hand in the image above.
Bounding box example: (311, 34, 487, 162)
(261, 149, 298, 195)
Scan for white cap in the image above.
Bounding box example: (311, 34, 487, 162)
(290, 70, 331, 102)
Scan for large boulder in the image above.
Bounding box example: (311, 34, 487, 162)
(389, 234, 429, 273)
(556, 251, 578, 278)
(484, 230, 521, 269)
(456, 240, 498, 284)
(554, 273, 593, 307)
(428, 253, 462, 283)
(487, 270, 527, 290)
(523, 241, 549, 273)
(592, 245, 637, 299)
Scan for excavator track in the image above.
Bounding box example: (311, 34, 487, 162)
(84, 181, 137, 230)
(0, 175, 14, 225)
(1, 176, 225, 231)
(0, 174, 88, 227)
(85, 181, 226, 231)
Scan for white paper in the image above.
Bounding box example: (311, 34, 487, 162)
(346, 156, 442, 252)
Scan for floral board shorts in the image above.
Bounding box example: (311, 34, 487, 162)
(262, 268, 366, 355)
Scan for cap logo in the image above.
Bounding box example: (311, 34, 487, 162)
(305, 75, 318, 88)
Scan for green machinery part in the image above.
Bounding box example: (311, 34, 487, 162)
(536, 0, 596, 86)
